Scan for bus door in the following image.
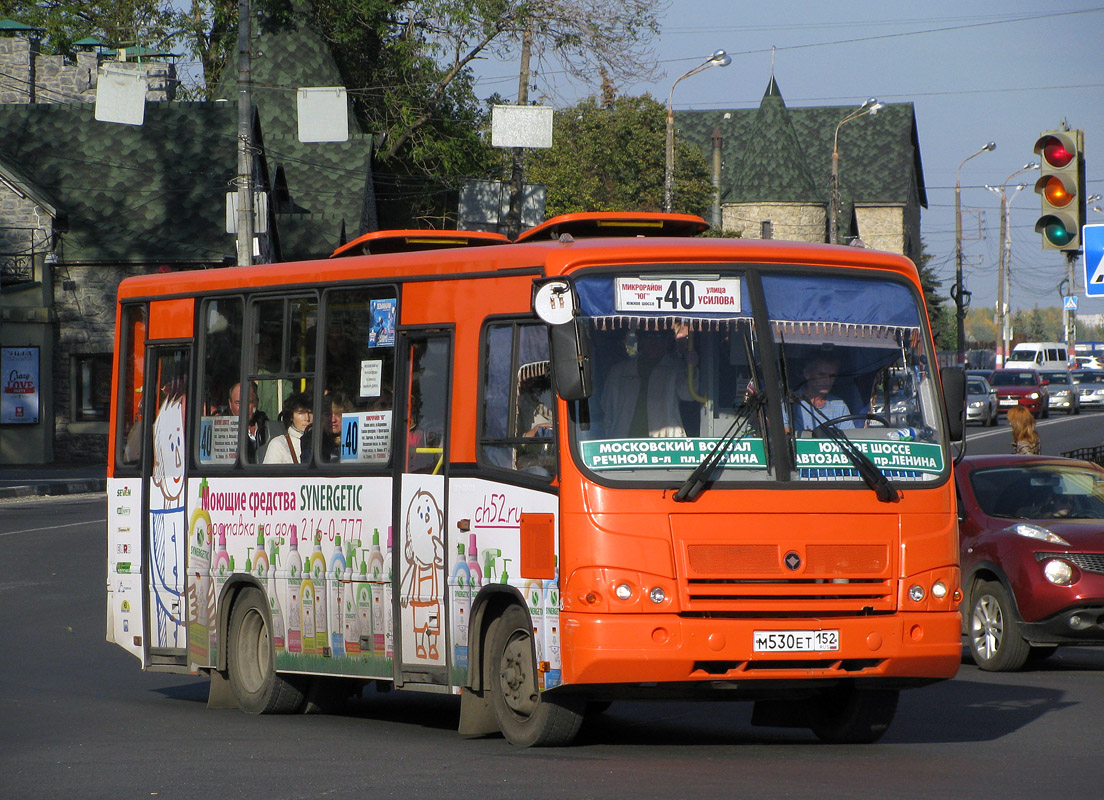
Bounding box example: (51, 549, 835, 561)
(396, 331, 452, 685)
(141, 345, 190, 666)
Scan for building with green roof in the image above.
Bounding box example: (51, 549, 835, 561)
(677, 76, 926, 264)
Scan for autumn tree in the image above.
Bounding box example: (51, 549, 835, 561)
(527, 93, 713, 217)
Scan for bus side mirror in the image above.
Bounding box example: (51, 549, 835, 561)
(549, 321, 593, 401)
(941, 366, 966, 441)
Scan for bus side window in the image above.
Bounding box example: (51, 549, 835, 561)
(196, 298, 245, 467)
(116, 304, 147, 469)
(317, 286, 397, 466)
(478, 321, 555, 478)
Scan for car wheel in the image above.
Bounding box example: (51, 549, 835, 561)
(1042, 403, 1050, 419)
(988, 406, 998, 426)
(1074, 400, 1081, 415)
(487, 604, 583, 746)
(968, 580, 1031, 672)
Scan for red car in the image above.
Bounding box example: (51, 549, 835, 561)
(956, 454, 1104, 671)
(985, 368, 1050, 419)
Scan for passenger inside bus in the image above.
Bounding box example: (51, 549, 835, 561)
(599, 325, 698, 438)
(788, 352, 858, 431)
(263, 392, 313, 464)
(225, 381, 270, 462)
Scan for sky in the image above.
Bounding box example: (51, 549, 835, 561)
(469, 1, 1104, 319)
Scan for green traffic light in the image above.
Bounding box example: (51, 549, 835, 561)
(1042, 220, 1073, 247)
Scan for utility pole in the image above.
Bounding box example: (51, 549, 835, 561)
(235, 0, 254, 267)
(504, 29, 532, 241)
(711, 127, 723, 229)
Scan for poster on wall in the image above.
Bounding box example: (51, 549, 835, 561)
(1, 346, 40, 424)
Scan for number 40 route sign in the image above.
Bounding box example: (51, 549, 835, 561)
(1086, 224, 1104, 297)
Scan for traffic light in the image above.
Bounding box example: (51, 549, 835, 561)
(1033, 129, 1084, 251)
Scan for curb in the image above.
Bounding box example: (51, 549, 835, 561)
(0, 479, 107, 500)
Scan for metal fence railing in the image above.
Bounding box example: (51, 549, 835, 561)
(1061, 446, 1104, 467)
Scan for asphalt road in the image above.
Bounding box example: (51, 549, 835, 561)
(3, 488, 1104, 800)
(963, 405, 1104, 458)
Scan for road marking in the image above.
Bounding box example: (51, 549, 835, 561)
(0, 517, 106, 537)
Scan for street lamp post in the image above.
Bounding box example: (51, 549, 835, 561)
(829, 98, 882, 244)
(665, 49, 730, 213)
(985, 162, 1037, 367)
(955, 142, 997, 364)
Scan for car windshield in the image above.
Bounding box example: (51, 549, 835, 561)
(1041, 371, 1069, 385)
(969, 463, 1104, 519)
(569, 268, 946, 487)
(1079, 372, 1104, 385)
(967, 379, 989, 394)
(988, 370, 1037, 387)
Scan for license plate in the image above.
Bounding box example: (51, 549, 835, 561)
(753, 629, 839, 653)
(999, 399, 1017, 406)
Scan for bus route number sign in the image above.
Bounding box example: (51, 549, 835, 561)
(614, 277, 741, 313)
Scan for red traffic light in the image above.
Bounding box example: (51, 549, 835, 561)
(1035, 134, 1074, 169)
(1036, 174, 1075, 208)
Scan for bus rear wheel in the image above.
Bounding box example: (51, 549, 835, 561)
(807, 685, 899, 744)
(486, 604, 583, 747)
(227, 586, 305, 714)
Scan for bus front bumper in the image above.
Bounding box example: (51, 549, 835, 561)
(559, 611, 962, 687)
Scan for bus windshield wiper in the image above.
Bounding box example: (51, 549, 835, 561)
(674, 391, 765, 503)
(800, 406, 899, 503)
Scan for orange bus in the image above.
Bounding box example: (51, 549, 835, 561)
(107, 212, 966, 746)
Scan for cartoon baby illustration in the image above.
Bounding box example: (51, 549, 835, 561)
(150, 386, 186, 647)
(400, 488, 444, 661)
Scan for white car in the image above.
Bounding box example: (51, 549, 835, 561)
(1076, 355, 1104, 370)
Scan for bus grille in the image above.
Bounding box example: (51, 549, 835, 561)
(681, 543, 895, 613)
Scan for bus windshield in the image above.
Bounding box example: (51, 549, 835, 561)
(572, 268, 946, 486)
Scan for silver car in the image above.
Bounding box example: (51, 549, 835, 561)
(1041, 369, 1080, 414)
(1076, 369, 1104, 409)
(966, 375, 998, 426)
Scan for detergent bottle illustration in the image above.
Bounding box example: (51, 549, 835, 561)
(252, 525, 269, 581)
(356, 548, 373, 657)
(451, 542, 471, 671)
(329, 534, 346, 658)
(186, 505, 214, 666)
(211, 529, 232, 605)
(384, 526, 394, 659)
(482, 548, 502, 585)
(543, 556, 561, 688)
(343, 539, 361, 655)
(267, 563, 285, 652)
(300, 572, 317, 656)
(524, 576, 543, 686)
(367, 528, 386, 657)
(467, 533, 483, 589)
(308, 532, 328, 654)
(285, 527, 303, 654)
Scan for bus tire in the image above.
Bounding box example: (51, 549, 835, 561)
(807, 685, 899, 744)
(968, 580, 1030, 672)
(227, 586, 305, 714)
(486, 604, 583, 747)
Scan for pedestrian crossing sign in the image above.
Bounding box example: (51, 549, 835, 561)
(1064, 295, 1078, 310)
(1086, 224, 1104, 296)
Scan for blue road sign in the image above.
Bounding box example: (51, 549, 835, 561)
(1064, 295, 1079, 310)
(1085, 224, 1104, 296)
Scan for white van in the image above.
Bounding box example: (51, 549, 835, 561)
(1006, 342, 1070, 371)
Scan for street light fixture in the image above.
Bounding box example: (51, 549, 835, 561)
(829, 98, 883, 244)
(665, 49, 731, 213)
(955, 141, 997, 364)
(985, 162, 1038, 367)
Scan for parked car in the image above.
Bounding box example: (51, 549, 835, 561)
(986, 369, 1050, 419)
(956, 455, 1104, 671)
(1040, 369, 1080, 414)
(966, 375, 998, 426)
(1074, 369, 1104, 409)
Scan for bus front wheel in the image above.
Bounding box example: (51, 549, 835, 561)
(227, 586, 305, 714)
(486, 604, 583, 747)
(807, 685, 899, 744)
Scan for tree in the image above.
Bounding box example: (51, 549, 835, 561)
(526, 93, 714, 216)
(915, 244, 954, 351)
(0, 1, 178, 56)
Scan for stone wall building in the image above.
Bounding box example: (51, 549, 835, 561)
(677, 77, 927, 265)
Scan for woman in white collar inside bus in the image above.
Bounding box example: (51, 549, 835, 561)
(263, 392, 313, 464)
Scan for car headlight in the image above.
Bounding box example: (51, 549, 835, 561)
(1027, 392, 1040, 399)
(1043, 559, 1074, 586)
(1005, 523, 1070, 545)
(1055, 390, 1070, 397)
(968, 400, 983, 408)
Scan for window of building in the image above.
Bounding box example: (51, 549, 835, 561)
(73, 353, 113, 422)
